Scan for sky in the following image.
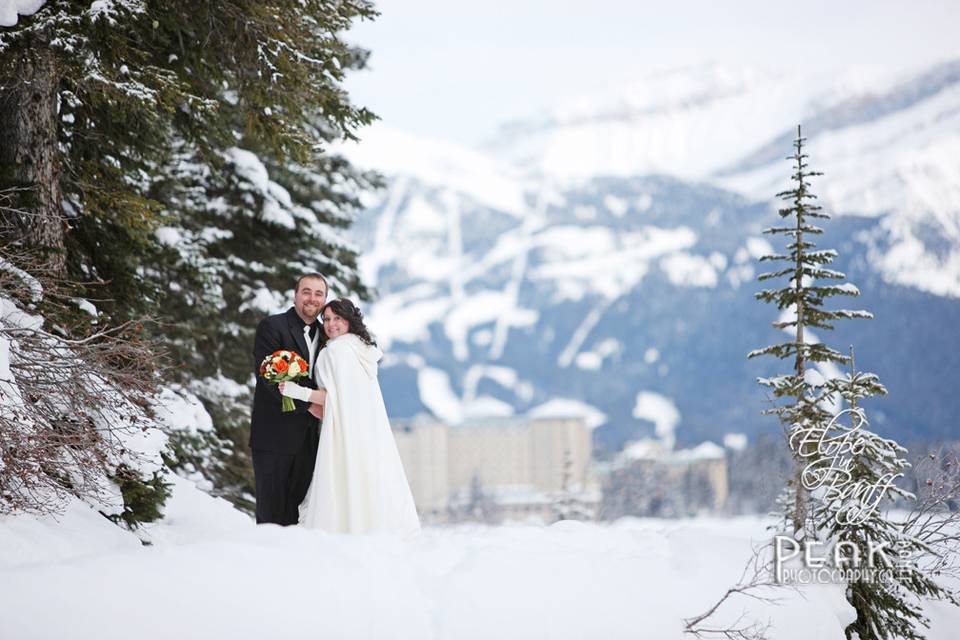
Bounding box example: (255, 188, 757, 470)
(343, 0, 960, 145)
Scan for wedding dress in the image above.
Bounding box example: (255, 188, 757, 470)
(298, 333, 421, 535)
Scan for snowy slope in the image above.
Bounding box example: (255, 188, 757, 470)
(719, 61, 960, 297)
(5, 481, 960, 640)
(485, 63, 825, 180)
(483, 63, 916, 182)
(487, 60, 960, 298)
(0, 485, 861, 640)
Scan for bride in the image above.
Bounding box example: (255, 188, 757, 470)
(279, 298, 420, 535)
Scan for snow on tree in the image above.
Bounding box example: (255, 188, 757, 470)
(748, 125, 872, 538)
(0, 232, 174, 525)
(1, 1, 382, 509)
(749, 128, 959, 638)
(142, 1, 382, 506)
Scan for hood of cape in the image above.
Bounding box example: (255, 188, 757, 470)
(326, 333, 383, 378)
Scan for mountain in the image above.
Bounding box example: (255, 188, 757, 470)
(487, 60, 960, 298)
(337, 60, 960, 454)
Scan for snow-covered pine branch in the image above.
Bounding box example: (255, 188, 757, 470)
(748, 125, 879, 543)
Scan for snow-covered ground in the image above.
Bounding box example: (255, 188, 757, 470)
(2, 475, 958, 640)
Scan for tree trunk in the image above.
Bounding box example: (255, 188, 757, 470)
(793, 461, 809, 536)
(792, 125, 810, 537)
(0, 38, 66, 277)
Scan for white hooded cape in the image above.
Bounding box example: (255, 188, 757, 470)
(299, 333, 420, 535)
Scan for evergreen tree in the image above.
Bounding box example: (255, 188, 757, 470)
(1, 1, 196, 521)
(457, 471, 501, 524)
(551, 448, 593, 521)
(140, 1, 381, 506)
(600, 460, 674, 519)
(749, 128, 958, 637)
(748, 125, 872, 538)
(1, 2, 382, 510)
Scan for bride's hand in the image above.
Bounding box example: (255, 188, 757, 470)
(279, 380, 313, 402)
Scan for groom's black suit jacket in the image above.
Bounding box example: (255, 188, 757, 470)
(249, 307, 321, 454)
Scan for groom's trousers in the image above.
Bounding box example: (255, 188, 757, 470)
(251, 430, 318, 525)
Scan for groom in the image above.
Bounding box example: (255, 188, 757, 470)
(249, 273, 327, 525)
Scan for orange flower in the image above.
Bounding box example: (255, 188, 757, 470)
(274, 359, 289, 374)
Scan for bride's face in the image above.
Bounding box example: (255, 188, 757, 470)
(322, 309, 349, 339)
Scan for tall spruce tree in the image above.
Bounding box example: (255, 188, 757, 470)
(750, 128, 959, 637)
(748, 125, 872, 538)
(1, 1, 381, 511)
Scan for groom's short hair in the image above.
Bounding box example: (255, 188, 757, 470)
(295, 273, 328, 293)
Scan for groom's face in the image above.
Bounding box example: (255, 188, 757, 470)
(294, 277, 327, 323)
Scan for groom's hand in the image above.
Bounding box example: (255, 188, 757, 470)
(308, 403, 324, 420)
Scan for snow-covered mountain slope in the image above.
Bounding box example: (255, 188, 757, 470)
(720, 61, 960, 297)
(336, 59, 960, 451)
(483, 63, 910, 180)
(485, 64, 822, 180)
(488, 60, 960, 297)
(347, 125, 529, 217)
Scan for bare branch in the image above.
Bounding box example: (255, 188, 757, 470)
(0, 238, 168, 516)
(684, 542, 794, 640)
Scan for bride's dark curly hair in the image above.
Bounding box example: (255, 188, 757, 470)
(319, 298, 377, 348)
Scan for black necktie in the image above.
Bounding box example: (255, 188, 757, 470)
(308, 323, 318, 342)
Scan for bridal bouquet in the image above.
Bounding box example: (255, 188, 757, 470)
(259, 350, 310, 412)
